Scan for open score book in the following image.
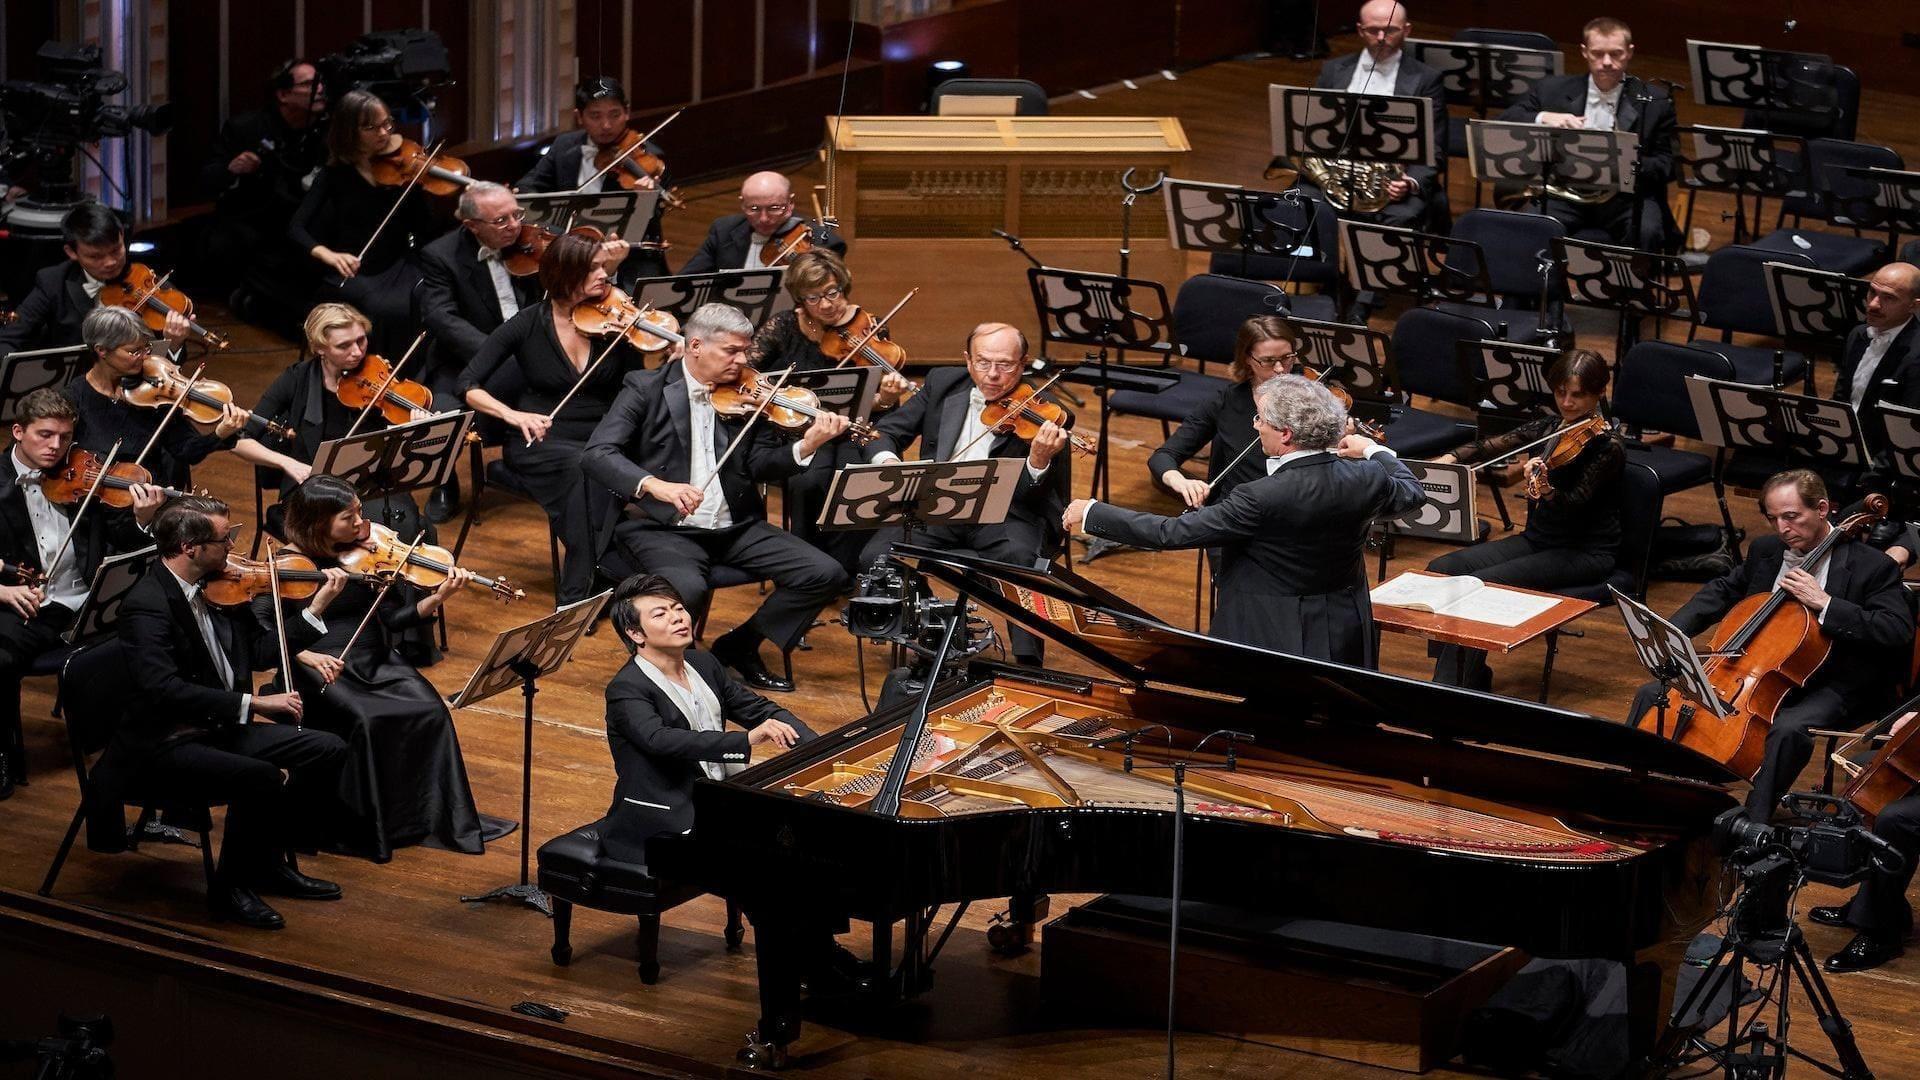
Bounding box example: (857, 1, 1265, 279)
(1369, 572, 1562, 628)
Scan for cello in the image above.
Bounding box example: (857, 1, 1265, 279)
(1837, 710, 1920, 825)
(1641, 496, 1887, 776)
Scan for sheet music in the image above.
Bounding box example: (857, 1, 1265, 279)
(1371, 571, 1559, 627)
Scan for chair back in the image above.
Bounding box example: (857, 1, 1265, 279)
(1451, 209, 1566, 299)
(59, 639, 128, 769)
(1613, 341, 1737, 439)
(1206, 191, 1342, 286)
(1390, 307, 1495, 407)
(1171, 274, 1288, 368)
(1613, 460, 1664, 601)
(1696, 245, 1816, 336)
(930, 78, 1048, 116)
(1808, 138, 1904, 226)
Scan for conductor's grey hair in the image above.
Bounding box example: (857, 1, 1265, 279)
(684, 302, 754, 341)
(1254, 373, 1346, 451)
(81, 305, 148, 354)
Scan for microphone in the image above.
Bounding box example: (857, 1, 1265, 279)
(990, 227, 1022, 248)
(1088, 729, 1139, 772)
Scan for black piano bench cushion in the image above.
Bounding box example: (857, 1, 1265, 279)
(535, 819, 661, 915)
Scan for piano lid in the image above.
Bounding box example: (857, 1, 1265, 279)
(896, 545, 1739, 787)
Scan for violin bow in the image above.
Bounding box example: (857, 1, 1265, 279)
(130, 361, 206, 470)
(324, 530, 428, 694)
(1466, 417, 1594, 471)
(1191, 438, 1267, 510)
(950, 372, 1068, 461)
(687, 365, 801, 513)
(42, 438, 124, 588)
(344, 331, 429, 439)
(263, 538, 301, 724)
(830, 287, 920, 384)
(356, 138, 444, 264)
(576, 109, 683, 193)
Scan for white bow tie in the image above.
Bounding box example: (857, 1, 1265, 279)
(691, 386, 712, 404)
(81, 277, 107, 299)
(478, 246, 501, 262)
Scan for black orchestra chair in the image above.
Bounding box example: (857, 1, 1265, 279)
(929, 77, 1048, 116)
(1754, 138, 1896, 277)
(39, 638, 219, 899)
(1525, 460, 1661, 702)
(1610, 341, 1743, 550)
(1108, 275, 1273, 439)
(1435, 209, 1566, 342)
(1389, 306, 1496, 415)
(1690, 244, 1815, 391)
(1743, 64, 1861, 143)
(1205, 192, 1345, 302)
(536, 816, 744, 984)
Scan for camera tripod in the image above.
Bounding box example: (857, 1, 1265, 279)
(1649, 857, 1873, 1079)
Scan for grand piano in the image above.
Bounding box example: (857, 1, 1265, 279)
(652, 547, 1740, 1067)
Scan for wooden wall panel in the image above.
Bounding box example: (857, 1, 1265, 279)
(701, 0, 761, 99)
(877, 0, 1020, 114)
(165, 1, 224, 205)
(300, 5, 365, 68)
(1175, 0, 1269, 68)
(572, 0, 628, 89)
(621, 3, 697, 109)
(763, 0, 817, 85)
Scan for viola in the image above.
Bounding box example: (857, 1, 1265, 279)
(1524, 414, 1613, 500)
(1642, 495, 1888, 776)
(338, 522, 523, 602)
(36, 447, 198, 509)
(120, 355, 292, 440)
(800, 306, 919, 398)
(980, 382, 1097, 456)
(201, 550, 386, 608)
(96, 263, 229, 350)
(367, 136, 473, 196)
(571, 286, 683, 353)
(335, 352, 433, 426)
(707, 367, 877, 443)
(591, 129, 687, 211)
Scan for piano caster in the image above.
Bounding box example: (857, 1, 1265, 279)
(987, 894, 1050, 956)
(737, 1032, 788, 1070)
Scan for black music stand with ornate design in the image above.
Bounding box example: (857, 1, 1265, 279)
(1686, 40, 1841, 126)
(62, 545, 159, 645)
(786, 366, 879, 425)
(1828, 166, 1920, 255)
(1551, 237, 1696, 357)
(1612, 586, 1729, 741)
(1763, 260, 1867, 367)
(1269, 84, 1439, 205)
(1405, 38, 1563, 208)
(627, 267, 789, 327)
(0, 345, 87, 425)
(1686, 376, 1871, 534)
(1676, 125, 1809, 244)
(1161, 177, 1318, 282)
(1339, 220, 1495, 307)
(517, 189, 657, 246)
(1460, 337, 1563, 425)
(817, 458, 1022, 540)
(1284, 315, 1396, 427)
(314, 410, 474, 546)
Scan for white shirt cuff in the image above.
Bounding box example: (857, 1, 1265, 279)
(1026, 459, 1049, 481)
(792, 443, 815, 467)
(871, 451, 901, 466)
(302, 609, 327, 633)
(1535, 111, 1551, 124)
(1364, 443, 1396, 460)
(238, 693, 252, 725)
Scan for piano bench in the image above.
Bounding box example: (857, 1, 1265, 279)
(535, 819, 745, 984)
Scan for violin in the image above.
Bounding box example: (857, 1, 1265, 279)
(571, 286, 683, 353)
(120, 355, 292, 441)
(1524, 415, 1613, 500)
(338, 522, 523, 602)
(1642, 495, 1888, 776)
(591, 129, 686, 211)
(335, 352, 433, 426)
(37, 447, 198, 508)
(980, 383, 1097, 455)
(201, 550, 386, 608)
(367, 136, 473, 196)
(707, 367, 877, 443)
(764, 218, 832, 269)
(1300, 365, 1386, 443)
(96, 263, 229, 350)
(800, 306, 918, 398)
(498, 222, 667, 278)
(0, 560, 46, 588)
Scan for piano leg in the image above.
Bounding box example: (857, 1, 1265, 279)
(739, 906, 805, 1069)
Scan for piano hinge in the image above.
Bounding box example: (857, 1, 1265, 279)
(987, 663, 1096, 696)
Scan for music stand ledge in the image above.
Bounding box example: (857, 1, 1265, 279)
(1372, 571, 1596, 702)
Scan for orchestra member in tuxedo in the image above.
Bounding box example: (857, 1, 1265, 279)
(582, 303, 852, 693)
(514, 76, 669, 280)
(1501, 17, 1676, 252)
(1065, 374, 1425, 667)
(0, 390, 163, 799)
(1838, 263, 1920, 453)
(858, 323, 1071, 666)
(199, 57, 326, 322)
(1626, 470, 1914, 819)
(1304, 0, 1448, 229)
(1426, 350, 1624, 689)
(0, 203, 192, 363)
(1150, 316, 1300, 510)
(260, 475, 487, 861)
(68, 307, 245, 492)
(87, 496, 346, 930)
(1810, 711, 1920, 973)
(287, 89, 433, 358)
(679, 171, 846, 275)
(460, 232, 647, 606)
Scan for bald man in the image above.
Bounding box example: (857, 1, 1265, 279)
(1305, 0, 1447, 229)
(1837, 263, 1920, 422)
(679, 171, 847, 275)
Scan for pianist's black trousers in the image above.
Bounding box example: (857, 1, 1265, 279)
(1427, 537, 1613, 690)
(0, 602, 76, 781)
(135, 724, 346, 885)
(1627, 680, 1845, 819)
(1841, 792, 1920, 938)
(614, 518, 848, 650)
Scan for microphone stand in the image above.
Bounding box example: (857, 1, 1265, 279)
(990, 229, 1086, 407)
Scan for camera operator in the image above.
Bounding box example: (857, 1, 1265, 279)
(0, 203, 190, 363)
(199, 58, 326, 328)
(1812, 711, 1919, 973)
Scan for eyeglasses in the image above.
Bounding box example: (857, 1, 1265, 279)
(1247, 350, 1297, 367)
(799, 287, 844, 306)
(200, 526, 244, 548)
(1357, 23, 1406, 38)
(119, 345, 154, 360)
(360, 117, 395, 133)
(478, 208, 526, 228)
(743, 202, 792, 216)
(969, 359, 1023, 374)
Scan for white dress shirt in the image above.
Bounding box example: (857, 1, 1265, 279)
(870, 386, 1050, 481)
(679, 375, 816, 531)
(12, 447, 88, 611)
(1345, 50, 1402, 96)
(576, 141, 603, 189)
(1848, 319, 1913, 411)
(81, 274, 108, 299)
(744, 230, 773, 270)
(1581, 77, 1623, 131)
(477, 244, 520, 320)
(1774, 542, 1835, 624)
(629, 653, 748, 781)
(165, 564, 249, 725)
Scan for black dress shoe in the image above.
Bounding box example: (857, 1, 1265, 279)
(1824, 932, 1903, 973)
(211, 886, 286, 930)
(257, 862, 342, 901)
(426, 483, 460, 524)
(1808, 905, 1850, 928)
(713, 637, 795, 693)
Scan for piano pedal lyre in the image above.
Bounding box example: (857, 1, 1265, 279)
(985, 893, 1051, 956)
(737, 1031, 788, 1070)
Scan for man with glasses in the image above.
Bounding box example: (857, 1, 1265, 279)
(516, 77, 671, 280)
(198, 58, 327, 316)
(1301, 0, 1447, 230)
(680, 171, 847, 275)
(856, 323, 1071, 666)
(87, 495, 347, 930)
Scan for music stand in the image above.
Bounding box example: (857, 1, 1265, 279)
(817, 458, 1021, 541)
(1676, 125, 1809, 243)
(1377, 460, 1478, 581)
(0, 345, 87, 425)
(1552, 237, 1696, 356)
(1285, 315, 1396, 427)
(1829, 166, 1920, 253)
(1026, 266, 1177, 506)
(1687, 40, 1837, 117)
(61, 545, 158, 644)
(626, 267, 790, 326)
(786, 367, 879, 424)
(1685, 375, 1871, 490)
(454, 589, 613, 915)
(1613, 586, 1728, 741)
(315, 410, 473, 540)
(1764, 261, 1866, 362)
(1869, 401, 1920, 488)
(517, 189, 658, 246)
(1460, 337, 1563, 424)
(1161, 177, 1317, 280)
(1270, 83, 1439, 185)
(1339, 220, 1495, 306)
(1466, 119, 1638, 221)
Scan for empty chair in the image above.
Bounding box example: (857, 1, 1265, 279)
(1435, 209, 1566, 341)
(1691, 244, 1814, 389)
(930, 78, 1048, 116)
(1611, 341, 1741, 546)
(1390, 306, 1498, 411)
(1109, 275, 1286, 433)
(1206, 190, 1343, 295)
(1755, 138, 1897, 276)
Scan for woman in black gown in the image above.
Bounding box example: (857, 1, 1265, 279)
(459, 231, 644, 604)
(287, 89, 434, 357)
(261, 475, 486, 861)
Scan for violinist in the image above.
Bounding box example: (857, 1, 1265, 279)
(1425, 350, 1624, 690)
(0, 390, 164, 800)
(69, 307, 244, 491)
(680, 171, 846, 275)
(859, 323, 1070, 665)
(582, 303, 852, 693)
(198, 58, 326, 317)
(1150, 316, 1299, 510)
(232, 303, 439, 544)
(459, 232, 646, 605)
(257, 475, 489, 861)
(514, 77, 670, 280)
(0, 204, 192, 364)
(1625, 470, 1914, 820)
(1811, 710, 1920, 973)
(1066, 375, 1424, 667)
(287, 89, 433, 357)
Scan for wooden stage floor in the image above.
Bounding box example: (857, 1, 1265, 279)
(5, 35, 1920, 1079)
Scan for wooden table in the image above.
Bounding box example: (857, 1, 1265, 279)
(1372, 571, 1599, 702)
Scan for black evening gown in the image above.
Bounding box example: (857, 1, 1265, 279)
(255, 562, 484, 861)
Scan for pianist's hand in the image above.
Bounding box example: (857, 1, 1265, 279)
(749, 718, 801, 749)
